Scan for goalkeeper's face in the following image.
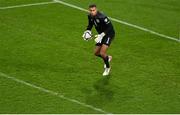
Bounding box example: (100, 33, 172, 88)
(89, 7, 97, 17)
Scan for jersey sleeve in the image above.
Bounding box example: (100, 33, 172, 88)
(86, 15, 93, 30)
(102, 17, 113, 34)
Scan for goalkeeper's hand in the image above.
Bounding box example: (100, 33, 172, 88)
(94, 32, 105, 43)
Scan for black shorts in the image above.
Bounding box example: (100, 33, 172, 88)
(96, 34, 115, 46)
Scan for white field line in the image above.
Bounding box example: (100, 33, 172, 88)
(0, 1, 56, 10)
(0, 72, 109, 114)
(54, 0, 180, 43)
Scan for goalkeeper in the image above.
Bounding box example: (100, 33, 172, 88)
(82, 4, 115, 76)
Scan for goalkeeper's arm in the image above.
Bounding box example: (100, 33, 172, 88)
(86, 15, 93, 31)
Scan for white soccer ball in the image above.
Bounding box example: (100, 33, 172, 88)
(83, 30, 92, 40)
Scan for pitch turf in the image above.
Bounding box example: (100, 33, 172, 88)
(0, 0, 180, 114)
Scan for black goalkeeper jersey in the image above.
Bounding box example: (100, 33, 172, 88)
(86, 11, 115, 37)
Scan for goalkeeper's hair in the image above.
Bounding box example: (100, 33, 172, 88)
(89, 4, 97, 8)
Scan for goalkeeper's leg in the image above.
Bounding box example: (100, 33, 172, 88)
(100, 44, 112, 76)
(100, 44, 110, 68)
(94, 46, 102, 58)
(94, 45, 111, 68)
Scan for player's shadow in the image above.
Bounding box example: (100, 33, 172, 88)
(82, 76, 114, 107)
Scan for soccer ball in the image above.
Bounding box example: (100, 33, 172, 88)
(83, 30, 92, 40)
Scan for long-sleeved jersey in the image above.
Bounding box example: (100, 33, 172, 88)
(86, 11, 115, 37)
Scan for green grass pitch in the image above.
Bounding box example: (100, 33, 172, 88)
(0, 0, 180, 113)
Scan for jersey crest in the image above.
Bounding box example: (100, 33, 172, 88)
(96, 19, 100, 23)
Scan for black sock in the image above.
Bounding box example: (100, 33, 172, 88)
(103, 56, 110, 68)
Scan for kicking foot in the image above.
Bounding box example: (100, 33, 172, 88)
(103, 67, 111, 76)
(104, 56, 112, 68)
